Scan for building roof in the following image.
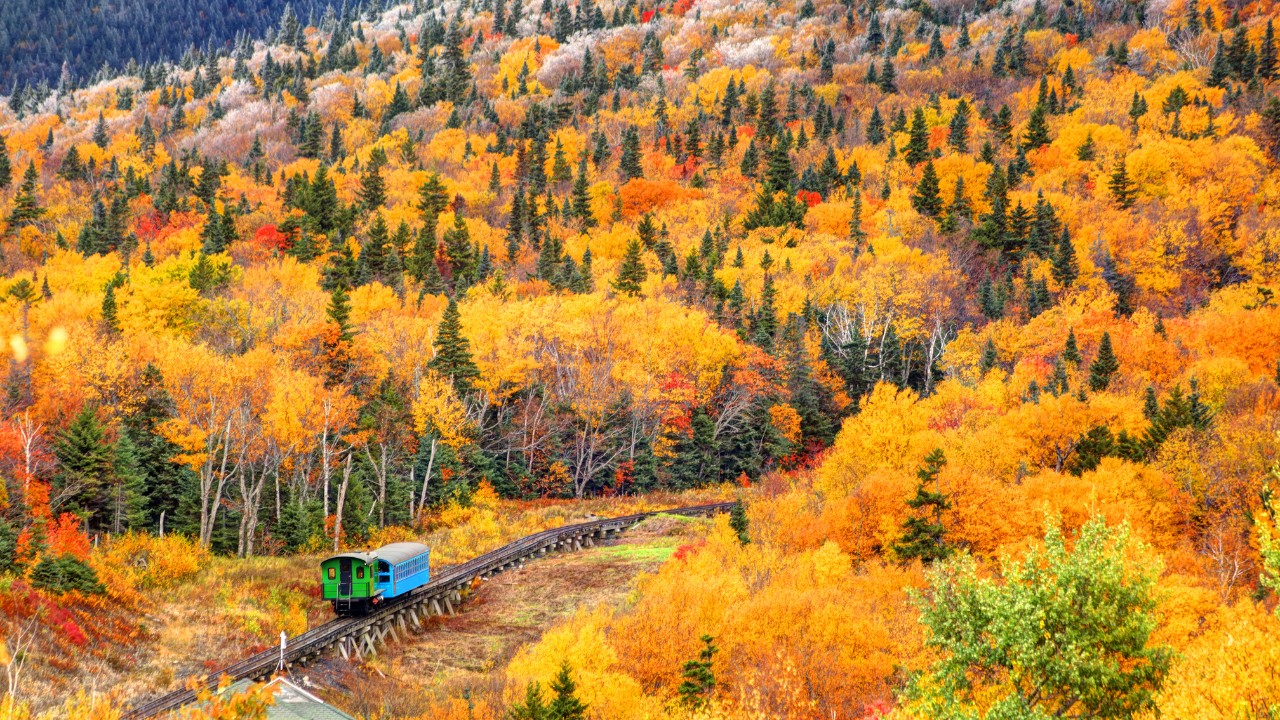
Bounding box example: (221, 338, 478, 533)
(223, 677, 357, 720)
(371, 541, 430, 565)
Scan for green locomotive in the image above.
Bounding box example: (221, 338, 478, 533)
(319, 542, 431, 615)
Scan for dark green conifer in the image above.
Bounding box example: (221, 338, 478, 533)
(8, 162, 43, 230)
(1108, 158, 1136, 208)
(612, 239, 647, 296)
(894, 449, 951, 563)
(1088, 332, 1120, 391)
(619, 126, 644, 181)
(866, 106, 886, 144)
(912, 161, 943, 218)
(1051, 228, 1078, 287)
(54, 406, 115, 525)
(947, 99, 971, 152)
(978, 338, 998, 376)
(548, 662, 588, 720)
(0, 134, 11, 189)
(904, 108, 931, 165)
(429, 298, 480, 393)
(678, 635, 718, 709)
(729, 500, 750, 544)
(1062, 329, 1082, 366)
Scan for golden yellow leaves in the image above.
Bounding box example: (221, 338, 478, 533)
(412, 370, 472, 448)
(768, 403, 802, 445)
(818, 383, 932, 497)
(1146, 603, 1280, 719)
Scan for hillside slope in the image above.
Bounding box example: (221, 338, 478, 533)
(0, 0, 330, 88)
(0, 0, 1277, 717)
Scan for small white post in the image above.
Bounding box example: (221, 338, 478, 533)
(278, 631, 287, 671)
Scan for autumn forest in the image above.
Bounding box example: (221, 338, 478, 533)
(0, 0, 1278, 716)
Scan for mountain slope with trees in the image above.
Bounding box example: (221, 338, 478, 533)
(0, 0, 328, 88)
(0, 0, 1278, 716)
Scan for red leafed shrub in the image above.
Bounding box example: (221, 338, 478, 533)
(59, 618, 88, 646)
(860, 699, 894, 719)
(797, 190, 823, 207)
(672, 539, 706, 561)
(49, 513, 92, 560)
(641, 9, 655, 22)
(253, 224, 293, 252)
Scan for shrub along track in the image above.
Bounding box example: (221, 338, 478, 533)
(122, 502, 733, 719)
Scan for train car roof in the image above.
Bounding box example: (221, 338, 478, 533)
(372, 542, 431, 565)
(321, 552, 378, 564)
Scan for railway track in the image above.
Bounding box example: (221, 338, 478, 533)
(123, 501, 735, 719)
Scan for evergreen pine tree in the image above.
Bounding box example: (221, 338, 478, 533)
(894, 448, 951, 563)
(1063, 328, 1083, 365)
(752, 273, 779, 349)
(1023, 104, 1052, 151)
(1108, 158, 1136, 209)
(443, 212, 477, 289)
(93, 111, 110, 149)
(327, 285, 354, 342)
(1076, 132, 1097, 161)
(850, 192, 867, 243)
(947, 99, 971, 152)
(904, 108, 931, 165)
(678, 635, 718, 709)
(429, 298, 481, 394)
(0, 134, 11, 189)
(8, 162, 43, 230)
(1260, 20, 1278, 81)
(619, 126, 644, 181)
(110, 434, 149, 533)
(1088, 332, 1120, 391)
(978, 338, 999, 375)
(548, 662, 588, 720)
(101, 283, 120, 335)
(729, 499, 750, 544)
(911, 161, 944, 217)
(507, 682, 549, 720)
(53, 406, 115, 526)
(358, 161, 387, 209)
(612, 239, 648, 296)
(1051, 228, 1079, 287)
(571, 155, 595, 227)
(878, 58, 897, 93)
(866, 106, 886, 144)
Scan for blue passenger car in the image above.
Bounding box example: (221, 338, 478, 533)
(320, 541, 431, 615)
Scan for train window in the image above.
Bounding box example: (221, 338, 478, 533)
(327, 568, 335, 580)
(356, 567, 364, 579)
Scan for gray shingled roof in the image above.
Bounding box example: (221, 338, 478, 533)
(222, 678, 356, 720)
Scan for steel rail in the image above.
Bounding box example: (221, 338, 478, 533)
(122, 501, 734, 719)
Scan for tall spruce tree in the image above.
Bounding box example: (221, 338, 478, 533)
(8, 162, 43, 230)
(904, 108, 931, 165)
(894, 448, 951, 563)
(678, 635, 718, 709)
(619, 126, 644, 181)
(1088, 332, 1120, 391)
(429, 298, 480, 394)
(53, 406, 115, 526)
(0, 134, 11, 189)
(1108, 158, 1136, 209)
(912, 160, 944, 217)
(548, 662, 588, 720)
(612, 239, 647, 296)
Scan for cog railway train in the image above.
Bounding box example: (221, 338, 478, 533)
(319, 541, 432, 615)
